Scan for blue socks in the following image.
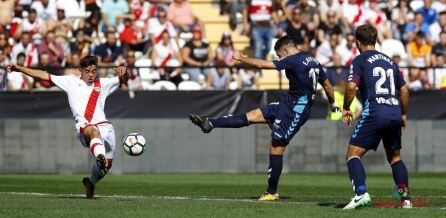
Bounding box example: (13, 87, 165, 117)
(391, 160, 410, 200)
(266, 155, 283, 194)
(209, 114, 249, 128)
(347, 157, 367, 195)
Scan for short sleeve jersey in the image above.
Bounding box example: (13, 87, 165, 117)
(49, 75, 120, 124)
(273, 52, 327, 101)
(348, 50, 406, 120)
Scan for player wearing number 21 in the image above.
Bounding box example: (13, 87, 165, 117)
(342, 24, 411, 209)
(188, 35, 340, 201)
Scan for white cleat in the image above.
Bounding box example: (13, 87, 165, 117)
(343, 192, 372, 210)
(401, 200, 413, 209)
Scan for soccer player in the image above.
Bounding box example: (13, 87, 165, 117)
(6, 56, 128, 199)
(342, 24, 411, 209)
(189, 35, 340, 201)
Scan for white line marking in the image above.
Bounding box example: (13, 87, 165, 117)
(1, 192, 445, 210)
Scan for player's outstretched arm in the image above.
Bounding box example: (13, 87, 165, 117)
(342, 81, 357, 126)
(114, 65, 129, 83)
(321, 79, 340, 112)
(232, 51, 276, 69)
(399, 85, 409, 129)
(7, 64, 50, 81)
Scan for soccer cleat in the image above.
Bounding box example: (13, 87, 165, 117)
(96, 154, 109, 174)
(258, 192, 280, 201)
(189, 113, 213, 133)
(401, 199, 413, 208)
(343, 192, 372, 210)
(82, 177, 95, 199)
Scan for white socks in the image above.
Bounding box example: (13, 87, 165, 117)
(89, 138, 105, 158)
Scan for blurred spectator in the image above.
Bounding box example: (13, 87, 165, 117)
(7, 53, 33, 91)
(167, 0, 199, 33)
(0, 32, 11, 56)
(101, 0, 129, 33)
(390, 0, 413, 42)
(392, 54, 410, 84)
(94, 32, 124, 66)
(433, 31, 446, 60)
(11, 32, 38, 67)
(215, 32, 235, 67)
(326, 54, 348, 86)
(21, 9, 46, 41)
(206, 64, 231, 90)
(119, 18, 148, 53)
(327, 80, 361, 121)
(0, 0, 14, 26)
(316, 33, 338, 66)
(82, 12, 101, 45)
(85, 0, 100, 13)
(152, 30, 182, 84)
(366, 0, 390, 41)
(129, 0, 151, 29)
(415, 0, 438, 26)
(31, 0, 57, 21)
(56, 0, 88, 19)
(336, 33, 358, 65)
(279, 7, 308, 45)
(243, 0, 279, 59)
(70, 29, 92, 58)
(405, 12, 430, 43)
(430, 11, 446, 44)
(37, 31, 64, 66)
(34, 52, 56, 90)
(236, 67, 260, 89)
(341, 0, 367, 32)
(317, 10, 342, 45)
(430, 54, 446, 89)
(65, 51, 81, 76)
(432, 0, 446, 13)
(51, 6, 73, 56)
(123, 50, 143, 90)
(147, 9, 178, 46)
(318, 0, 341, 23)
(295, 0, 318, 31)
(182, 27, 212, 83)
(0, 49, 8, 91)
(407, 31, 432, 89)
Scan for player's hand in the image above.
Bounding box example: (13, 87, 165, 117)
(233, 50, 242, 62)
(342, 110, 353, 127)
(330, 102, 341, 113)
(401, 115, 407, 129)
(114, 65, 127, 77)
(6, 64, 18, 73)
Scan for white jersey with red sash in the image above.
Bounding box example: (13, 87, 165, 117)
(49, 74, 120, 128)
(248, 0, 273, 22)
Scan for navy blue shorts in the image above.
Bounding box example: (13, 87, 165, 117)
(260, 96, 311, 146)
(349, 117, 402, 151)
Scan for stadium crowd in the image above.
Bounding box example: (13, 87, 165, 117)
(0, 0, 445, 91)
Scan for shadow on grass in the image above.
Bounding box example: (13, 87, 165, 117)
(317, 202, 347, 208)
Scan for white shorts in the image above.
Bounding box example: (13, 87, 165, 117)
(75, 121, 116, 160)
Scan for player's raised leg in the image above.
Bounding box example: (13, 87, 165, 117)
(81, 125, 108, 199)
(259, 141, 285, 201)
(343, 145, 371, 210)
(189, 108, 266, 133)
(386, 149, 412, 208)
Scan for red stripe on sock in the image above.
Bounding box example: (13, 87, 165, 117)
(90, 143, 101, 155)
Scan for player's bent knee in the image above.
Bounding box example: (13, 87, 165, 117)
(345, 144, 367, 160)
(270, 140, 287, 155)
(386, 149, 401, 164)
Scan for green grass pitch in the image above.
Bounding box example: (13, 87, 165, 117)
(0, 173, 445, 217)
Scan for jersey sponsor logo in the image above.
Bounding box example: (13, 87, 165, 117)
(375, 97, 399, 105)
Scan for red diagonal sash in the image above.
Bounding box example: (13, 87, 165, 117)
(84, 79, 101, 122)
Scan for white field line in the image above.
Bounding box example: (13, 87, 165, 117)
(0, 192, 445, 210)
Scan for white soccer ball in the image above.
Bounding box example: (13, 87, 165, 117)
(122, 133, 147, 156)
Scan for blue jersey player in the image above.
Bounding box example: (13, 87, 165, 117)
(189, 35, 340, 201)
(342, 24, 411, 209)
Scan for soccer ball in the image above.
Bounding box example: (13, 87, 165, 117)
(122, 133, 147, 156)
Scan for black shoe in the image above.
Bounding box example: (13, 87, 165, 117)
(189, 113, 213, 133)
(96, 154, 109, 174)
(82, 177, 95, 199)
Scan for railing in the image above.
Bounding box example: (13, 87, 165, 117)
(1, 66, 445, 91)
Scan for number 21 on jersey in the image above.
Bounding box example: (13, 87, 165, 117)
(373, 67, 395, 96)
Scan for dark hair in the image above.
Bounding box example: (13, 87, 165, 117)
(416, 31, 426, 39)
(274, 35, 296, 51)
(355, 24, 377, 46)
(17, 52, 26, 59)
(29, 9, 37, 14)
(79, 55, 98, 68)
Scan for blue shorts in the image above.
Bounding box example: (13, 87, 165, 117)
(349, 117, 402, 151)
(260, 96, 311, 146)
